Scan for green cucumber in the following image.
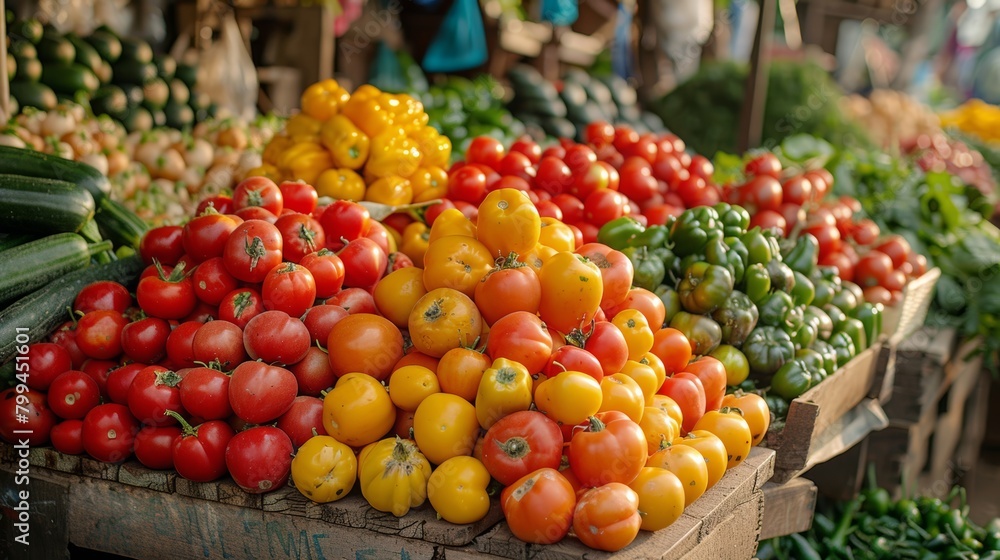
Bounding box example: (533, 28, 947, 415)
(94, 60, 113, 84)
(36, 35, 76, 65)
(0, 234, 37, 252)
(169, 79, 190, 105)
(9, 19, 44, 44)
(66, 34, 103, 74)
(0, 145, 112, 203)
(112, 59, 157, 85)
(121, 105, 153, 132)
(142, 77, 169, 110)
(154, 54, 176, 81)
(96, 197, 148, 250)
(0, 233, 113, 304)
(13, 56, 41, 82)
(85, 31, 122, 63)
(174, 62, 197, 87)
(91, 85, 129, 120)
(119, 38, 153, 64)
(164, 101, 194, 130)
(40, 63, 100, 94)
(0, 256, 143, 364)
(9, 41, 37, 62)
(10, 81, 57, 110)
(0, 175, 96, 235)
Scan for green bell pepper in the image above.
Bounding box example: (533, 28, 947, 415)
(789, 321, 818, 350)
(597, 216, 645, 249)
(796, 348, 826, 379)
(833, 317, 868, 353)
(757, 291, 795, 328)
(678, 253, 707, 277)
(811, 339, 839, 377)
(791, 271, 816, 307)
(669, 311, 723, 356)
(850, 302, 883, 347)
(741, 263, 771, 304)
(655, 285, 682, 326)
(670, 206, 721, 257)
(822, 303, 848, 332)
(741, 227, 773, 265)
(830, 285, 860, 314)
(803, 305, 834, 341)
(828, 331, 857, 367)
(714, 202, 750, 238)
(711, 290, 759, 348)
(764, 393, 789, 419)
(782, 233, 820, 276)
(743, 326, 795, 376)
(678, 261, 734, 315)
(766, 259, 796, 293)
(623, 246, 665, 292)
(627, 224, 669, 249)
(706, 236, 748, 284)
(811, 277, 838, 308)
(771, 359, 813, 400)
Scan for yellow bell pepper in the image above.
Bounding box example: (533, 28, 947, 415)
(382, 94, 428, 135)
(315, 168, 366, 200)
(300, 79, 350, 121)
(262, 133, 294, 165)
(278, 141, 334, 185)
(365, 175, 413, 206)
(475, 358, 533, 429)
(427, 456, 491, 524)
(359, 437, 432, 517)
(400, 221, 430, 264)
(428, 208, 477, 243)
(243, 163, 282, 183)
(290, 435, 357, 503)
(285, 113, 323, 144)
(341, 85, 393, 138)
(320, 115, 370, 170)
(366, 129, 422, 179)
(409, 166, 449, 199)
(411, 126, 452, 169)
(537, 217, 577, 252)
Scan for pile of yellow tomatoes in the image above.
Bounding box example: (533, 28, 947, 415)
(250, 80, 452, 206)
(289, 187, 771, 553)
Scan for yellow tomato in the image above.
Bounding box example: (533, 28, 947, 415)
(373, 266, 427, 328)
(437, 347, 491, 402)
(359, 437, 432, 517)
(598, 373, 645, 423)
(399, 222, 430, 265)
(291, 435, 357, 503)
(693, 409, 753, 470)
(521, 243, 557, 276)
(365, 175, 413, 206)
(533, 371, 603, 426)
(641, 352, 667, 392)
(476, 188, 540, 259)
(628, 467, 686, 531)
(428, 208, 477, 243)
(422, 235, 493, 298)
(646, 444, 707, 507)
(408, 287, 483, 358)
(300, 79, 350, 121)
(322, 373, 395, 448)
(427, 456, 491, 524)
(409, 166, 448, 199)
(388, 365, 440, 412)
(537, 217, 576, 252)
(538, 251, 604, 334)
(412, 393, 480, 465)
(618, 360, 659, 405)
(638, 407, 681, 455)
(672, 431, 728, 489)
(649, 394, 684, 428)
(315, 168, 365, 201)
(475, 358, 533, 429)
(612, 309, 654, 361)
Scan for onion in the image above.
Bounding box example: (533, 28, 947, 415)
(40, 110, 76, 138)
(184, 138, 214, 169)
(80, 152, 109, 176)
(0, 133, 27, 148)
(107, 150, 130, 177)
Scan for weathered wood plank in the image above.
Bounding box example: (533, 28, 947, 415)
(680, 492, 764, 560)
(760, 479, 817, 539)
(0, 467, 71, 560)
(27, 446, 81, 474)
(80, 457, 119, 481)
(117, 461, 175, 493)
(173, 476, 220, 502)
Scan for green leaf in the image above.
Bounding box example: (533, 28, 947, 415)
(711, 151, 745, 185)
(777, 134, 835, 168)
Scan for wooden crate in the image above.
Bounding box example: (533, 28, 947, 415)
(881, 268, 941, 343)
(882, 327, 959, 423)
(764, 342, 883, 482)
(0, 444, 775, 560)
(759, 478, 818, 540)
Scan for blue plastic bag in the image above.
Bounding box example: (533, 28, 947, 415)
(541, 0, 578, 26)
(422, 0, 488, 72)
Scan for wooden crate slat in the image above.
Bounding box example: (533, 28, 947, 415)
(760, 479, 817, 539)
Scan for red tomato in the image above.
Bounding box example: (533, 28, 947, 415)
(652, 152, 684, 185)
(262, 262, 317, 318)
(544, 346, 604, 383)
(498, 151, 536, 182)
(803, 221, 843, 260)
(191, 257, 239, 306)
(192, 320, 248, 369)
(182, 211, 240, 264)
(781, 176, 813, 206)
(854, 250, 894, 289)
(121, 316, 171, 364)
(243, 310, 311, 365)
(603, 287, 667, 332)
(325, 287, 378, 314)
(299, 250, 346, 299)
(486, 311, 553, 374)
(874, 235, 912, 269)
(81, 403, 140, 462)
(50, 419, 85, 455)
(510, 136, 542, 164)
(301, 304, 350, 346)
(223, 220, 283, 284)
(744, 153, 782, 178)
(683, 357, 727, 412)
(689, 154, 714, 181)
(534, 156, 574, 196)
(49, 321, 86, 369)
(23, 343, 72, 391)
(423, 199, 456, 225)
(618, 163, 657, 203)
(230, 361, 297, 424)
(173, 418, 234, 482)
(225, 426, 294, 493)
(585, 121, 616, 147)
(276, 396, 326, 448)
(613, 126, 640, 154)
(289, 346, 337, 397)
(338, 237, 388, 290)
(47, 370, 101, 420)
(575, 243, 634, 310)
(164, 321, 202, 369)
(75, 310, 128, 360)
(274, 213, 325, 264)
(217, 288, 265, 330)
(850, 219, 880, 246)
(80, 359, 115, 401)
(741, 175, 783, 213)
(74, 281, 132, 315)
(749, 210, 788, 236)
(584, 189, 628, 227)
(819, 252, 855, 283)
(134, 425, 182, 470)
(233, 176, 283, 215)
(319, 199, 371, 246)
(535, 199, 564, 221)
(583, 321, 630, 378)
(106, 363, 146, 405)
(448, 165, 488, 204)
(500, 468, 576, 544)
(127, 365, 183, 426)
(643, 203, 685, 226)
(0, 388, 56, 446)
(657, 373, 706, 433)
(234, 206, 277, 224)
(195, 195, 234, 216)
(136, 263, 197, 321)
(551, 193, 585, 224)
(179, 365, 233, 420)
(568, 411, 647, 487)
(466, 136, 505, 169)
(650, 328, 692, 375)
(139, 225, 184, 266)
(278, 180, 318, 214)
(804, 169, 831, 201)
(481, 410, 563, 485)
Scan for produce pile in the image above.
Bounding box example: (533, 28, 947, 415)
(6, 16, 212, 132)
(2, 102, 282, 225)
(759, 474, 1000, 559)
(839, 89, 941, 151)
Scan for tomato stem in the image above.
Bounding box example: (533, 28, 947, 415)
(164, 409, 198, 436)
(586, 415, 605, 432)
(497, 436, 531, 459)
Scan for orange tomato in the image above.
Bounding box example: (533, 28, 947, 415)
(327, 314, 403, 382)
(537, 217, 576, 252)
(597, 373, 646, 423)
(422, 235, 492, 298)
(572, 483, 642, 552)
(474, 256, 541, 325)
(538, 251, 603, 334)
(672, 430, 728, 489)
(387, 365, 440, 412)
(373, 267, 427, 328)
(500, 468, 576, 544)
(638, 406, 681, 455)
(693, 408, 753, 470)
(576, 243, 634, 310)
(649, 328, 692, 375)
(646, 444, 707, 507)
(408, 288, 483, 358)
(394, 351, 439, 373)
(437, 347, 491, 402)
(476, 188, 540, 258)
(721, 392, 771, 447)
(649, 394, 684, 428)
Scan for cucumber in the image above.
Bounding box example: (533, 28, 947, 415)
(36, 35, 76, 65)
(0, 175, 96, 235)
(40, 63, 100, 94)
(142, 77, 169, 110)
(0, 360, 14, 390)
(94, 60, 113, 84)
(0, 145, 112, 204)
(149, 108, 167, 128)
(66, 34, 103, 74)
(174, 62, 197, 87)
(0, 233, 37, 252)
(119, 38, 153, 64)
(154, 54, 176, 81)
(10, 81, 57, 110)
(0, 233, 113, 304)
(121, 105, 153, 132)
(13, 56, 41, 82)
(0, 256, 143, 364)
(9, 41, 37, 60)
(96, 197, 148, 250)
(91, 85, 129, 119)
(85, 30, 122, 63)
(120, 83, 144, 106)
(9, 19, 43, 44)
(164, 101, 194, 130)
(169, 79, 190, 105)
(112, 59, 157, 85)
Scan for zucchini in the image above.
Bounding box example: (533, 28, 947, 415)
(0, 145, 112, 203)
(96, 197, 148, 250)
(169, 79, 190, 105)
(13, 55, 42, 82)
(36, 35, 76, 65)
(112, 59, 157, 85)
(0, 233, 37, 252)
(91, 85, 129, 120)
(10, 80, 57, 110)
(121, 105, 153, 132)
(164, 101, 194, 130)
(142, 77, 169, 110)
(0, 233, 113, 304)
(0, 360, 15, 390)
(85, 30, 122, 63)
(0, 175, 96, 235)
(9, 41, 37, 60)
(154, 54, 176, 81)
(9, 19, 43, 44)
(94, 60, 113, 84)
(175, 62, 197, 87)
(0, 256, 143, 364)
(66, 34, 103, 74)
(119, 38, 153, 64)
(40, 63, 100, 94)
